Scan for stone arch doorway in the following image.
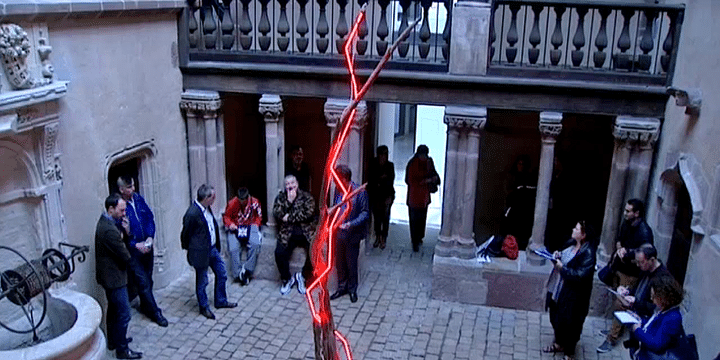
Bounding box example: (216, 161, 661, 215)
(654, 158, 707, 286)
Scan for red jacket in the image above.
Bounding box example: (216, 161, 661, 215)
(223, 196, 262, 228)
(405, 156, 437, 208)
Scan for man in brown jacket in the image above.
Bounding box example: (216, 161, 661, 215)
(95, 193, 142, 359)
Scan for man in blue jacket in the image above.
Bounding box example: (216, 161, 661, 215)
(117, 175, 167, 327)
(329, 165, 369, 303)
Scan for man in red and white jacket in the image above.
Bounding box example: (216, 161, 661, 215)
(222, 187, 263, 285)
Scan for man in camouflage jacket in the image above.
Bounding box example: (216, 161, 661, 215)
(273, 174, 317, 295)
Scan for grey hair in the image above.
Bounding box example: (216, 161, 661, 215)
(284, 174, 298, 183)
(116, 175, 133, 189)
(196, 184, 215, 202)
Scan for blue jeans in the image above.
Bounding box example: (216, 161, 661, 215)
(194, 246, 229, 310)
(225, 224, 262, 278)
(127, 249, 161, 319)
(105, 286, 131, 352)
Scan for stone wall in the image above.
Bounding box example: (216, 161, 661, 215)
(646, 0, 720, 358)
(39, 11, 186, 298)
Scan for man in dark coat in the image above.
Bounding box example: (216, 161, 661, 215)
(329, 165, 369, 303)
(95, 193, 142, 359)
(599, 243, 673, 352)
(181, 184, 237, 320)
(117, 175, 167, 327)
(598, 199, 654, 352)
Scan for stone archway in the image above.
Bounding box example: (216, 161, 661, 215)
(653, 154, 708, 285)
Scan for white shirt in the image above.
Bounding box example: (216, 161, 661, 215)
(195, 200, 216, 247)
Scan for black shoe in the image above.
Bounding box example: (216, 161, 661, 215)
(200, 308, 216, 320)
(412, 244, 420, 252)
(349, 292, 358, 303)
(330, 290, 348, 300)
(154, 313, 168, 327)
(116, 348, 143, 359)
(216, 302, 238, 309)
(108, 337, 133, 351)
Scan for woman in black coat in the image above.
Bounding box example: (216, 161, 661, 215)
(544, 220, 597, 360)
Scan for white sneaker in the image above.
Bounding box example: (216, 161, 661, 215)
(295, 272, 306, 295)
(280, 276, 296, 295)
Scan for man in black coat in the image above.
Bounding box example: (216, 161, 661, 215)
(598, 199, 654, 353)
(181, 184, 237, 320)
(95, 193, 142, 359)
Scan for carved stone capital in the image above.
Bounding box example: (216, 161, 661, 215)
(180, 90, 222, 116)
(444, 105, 487, 130)
(324, 98, 367, 129)
(539, 112, 563, 140)
(258, 94, 284, 122)
(614, 116, 660, 146)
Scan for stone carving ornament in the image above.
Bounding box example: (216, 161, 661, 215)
(0, 24, 53, 90)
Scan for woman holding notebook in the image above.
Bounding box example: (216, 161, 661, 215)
(543, 221, 597, 360)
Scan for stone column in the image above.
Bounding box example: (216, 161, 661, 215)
(624, 118, 661, 202)
(598, 116, 660, 263)
(436, 106, 487, 259)
(259, 94, 284, 229)
(527, 112, 562, 260)
(323, 98, 368, 183)
(180, 90, 224, 215)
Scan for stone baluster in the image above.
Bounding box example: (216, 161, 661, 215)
(488, 2, 498, 62)
(436, 106, 487, 260)
(201, 0, 218, 49)
(316, 0, 330, 53)
(571, 6, 588, 67)
(259, 95, 285, 229)
(441, 0, 451, 61)
(418, 0, 433, 59)
(356, 0, 369, 55)
(238, 0, 254, 50)
(397, 0, 412, 59)
(180, 90, 226, 215)
(188, 1, 200, 49)
(296, 0, 310, 52)
(277, 0, 291, 51)
(637, 10, 657, 71)
(219, 0, 235, 49)
(376, 0, 391, 56)
(323, 99, 368, 183)
(527, 5, 543, 65)
(593, 8, 611, 68)
(614, 9, 635, 70)
(598, 116, 659, 263)
(505, 4, 521, 64)
(335, 0, 349, 54)
(527, 112, 562, 261)
(549, 5, 566, 66)
(660, 11, 677, 73)
(258, 0, 272, 51)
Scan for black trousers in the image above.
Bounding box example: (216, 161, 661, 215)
(372, 201, 392, 237)
(275, 234, 313, 282)
(408, 206, 428, 245)
(335, 239, 360, 292)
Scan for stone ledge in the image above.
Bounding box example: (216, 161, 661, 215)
(432, 252, 613, 317)
(0, 81, 68, 114)
(0, 0, 185, 18)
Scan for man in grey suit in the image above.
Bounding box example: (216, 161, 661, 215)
(95, 193, 142, 359)
(181, 184, 237, 320)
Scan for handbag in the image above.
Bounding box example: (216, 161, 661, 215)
(427, 161, 441, 194)
(598, 257, 617, 287)
(634, 334, 699, 360)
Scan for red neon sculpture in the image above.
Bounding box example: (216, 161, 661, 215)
(304, 7, 420, 360)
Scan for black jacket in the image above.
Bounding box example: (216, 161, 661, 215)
(552, 240, 597, 326)
(615, 219, 654, 277)
(181, 202, 221, 269)
(95, 214, 132, 289)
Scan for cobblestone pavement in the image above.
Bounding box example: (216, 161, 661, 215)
(121, 224, 630, 360)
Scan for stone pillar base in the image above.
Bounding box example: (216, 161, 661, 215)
(525, 242, 548, 266)
(435, 235, 476, 259)
(432, 251, 613, 317)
